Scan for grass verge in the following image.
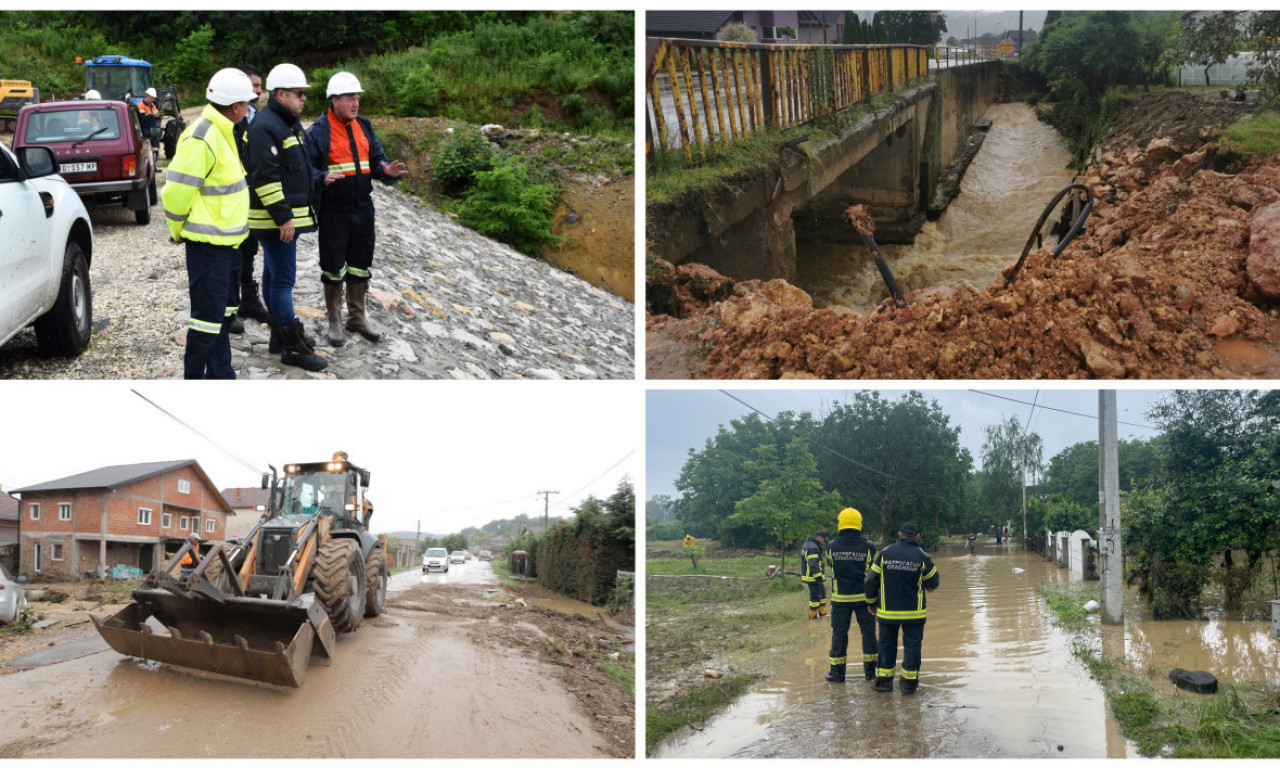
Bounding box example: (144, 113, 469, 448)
(1038, 581, 1280, 757)
(1216, 110, 1280, 159)
(646, 550, 820, 753)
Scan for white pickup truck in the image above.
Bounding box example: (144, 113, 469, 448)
(0, 142, 93, 355)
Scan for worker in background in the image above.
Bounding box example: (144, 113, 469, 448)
(800, 531, 829, 619)
(161, 68, 254, 379)
(863, 521, 939, 695)
(825, 508, 879, 683)
(138, 87, 160, 147)
(247, 63, 326, 372)
(304, 71, 408, 348)
(233, 64, 272, 332)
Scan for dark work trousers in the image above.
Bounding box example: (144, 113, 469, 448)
(806, 579, 827, 612)
(238, 231, 259, 289)
(318, 203, 375, 285)
(829, 602, 877, 668)
(876, 620, 925, 681)
(184, 240, 236, 380)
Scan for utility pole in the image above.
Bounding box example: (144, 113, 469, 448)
(1020, 439, 1027, 548)
(1018, 11, 1024, 55)
(538, 490, 559, 531)
(1098, 391, 1124, 626)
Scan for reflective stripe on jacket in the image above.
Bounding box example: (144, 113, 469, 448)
(161, 104, 249, 246)
(829, 528, 877, 603)
(800, 537, 825, 582)
(303, 109, 397, 210)
(864, 537, 939, 622)
(246, 97, 316, 233)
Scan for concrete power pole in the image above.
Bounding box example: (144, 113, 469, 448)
(538, 490, 559, 531)
(1098, 391, 1124, 625)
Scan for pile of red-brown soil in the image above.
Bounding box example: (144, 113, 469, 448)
(646, 95, 1280, 380)
(1099, 89, 1253, 156)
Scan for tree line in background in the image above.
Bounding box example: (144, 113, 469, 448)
(508, 479, 634, 606)
(0, 10, 632, 134)
(650, 391, 1280, 619)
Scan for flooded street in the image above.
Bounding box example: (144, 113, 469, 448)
(653, 542, 1135, 759)
(797, 102, 1076, 311)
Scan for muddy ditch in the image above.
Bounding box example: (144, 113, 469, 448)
(646, 90, 1280, 379)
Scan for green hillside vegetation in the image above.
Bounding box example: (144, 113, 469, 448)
(0, 10, 633, 257)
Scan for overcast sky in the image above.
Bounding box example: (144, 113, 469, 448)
(0, 381, 638, 538)
(646, 387, 1180, 500)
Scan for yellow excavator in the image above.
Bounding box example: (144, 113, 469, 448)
(92, 452, 388, 687)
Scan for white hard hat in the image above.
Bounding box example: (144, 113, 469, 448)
(326, 71, 364, 97)
(84, 89, 101, 100)
(205, 68, 256, 106)
(266, 63, 309, 91)
(145, 87, 157, 98)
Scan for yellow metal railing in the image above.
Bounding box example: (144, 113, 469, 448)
(647, 39, 929, 165)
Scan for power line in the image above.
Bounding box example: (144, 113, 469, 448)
(131, 389, 266, 475)
(969, 390, 1157, 430)
(553, 449, 636, 508)
(718, 390, 893, 478)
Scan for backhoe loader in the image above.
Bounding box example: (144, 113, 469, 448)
(92, 452, 389, 687)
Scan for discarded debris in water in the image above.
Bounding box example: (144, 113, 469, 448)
(844, 205, 876, 236)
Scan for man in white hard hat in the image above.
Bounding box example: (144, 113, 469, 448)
(138, 87, 161, 161)
(247, 62, 326, 372)
(160, 67, 254, 379)
(304, 71, 408, 347)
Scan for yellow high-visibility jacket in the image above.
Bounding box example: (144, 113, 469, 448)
(161, 104, 249, 247)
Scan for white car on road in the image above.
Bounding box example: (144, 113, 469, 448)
(422, 547, 449, 573)
(0, 142, 94, 355)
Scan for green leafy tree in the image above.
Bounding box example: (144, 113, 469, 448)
(842, 12, 861, 44)
(979, 416, 1044, 537)
(728, 439, 842, 574)
(646, 494, 677, 522)
(441, 533, 469, 553)
(1042, 438, 1160, 509)
(717, 22, 756, 43)
(874, 12, 948, 45)
(811, 392, 971, 546)
(163, 24, 217, 86)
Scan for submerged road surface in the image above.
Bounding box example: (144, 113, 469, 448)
(0, 563, 608, 759)
(654, 542, 1135, 759)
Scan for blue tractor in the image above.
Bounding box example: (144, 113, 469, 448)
(80, 55, 186, 158)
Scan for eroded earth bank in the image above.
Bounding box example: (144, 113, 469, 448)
(647, 91, 1280, 379)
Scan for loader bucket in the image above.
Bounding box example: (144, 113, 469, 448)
(91, 590, 336, 688)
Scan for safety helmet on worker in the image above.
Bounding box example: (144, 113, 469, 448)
(84, 89, 101, 100)
(838, 507, 863, 531)
(145, 87, 157, 99)
(326, 71, 364, 97)
(266, 63, 309, 91)
(205, 68, 256, 106)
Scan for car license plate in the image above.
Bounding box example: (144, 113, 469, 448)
(60, 162, 97, 174)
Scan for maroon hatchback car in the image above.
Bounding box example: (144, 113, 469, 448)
(15, 99, 157, 225)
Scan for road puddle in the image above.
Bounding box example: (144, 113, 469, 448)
(653, 542, 1134, 758)
(797, 103, 1076, 312)
(519, 582, 601, 620)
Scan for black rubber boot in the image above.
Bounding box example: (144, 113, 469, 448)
(280, 319, 327, 372)
(238, 280, 271, 323)
(267, 314, 283, 354)
(863, 663, 876, 681)
(825, 665, 846, 683)
(228, 316, 244, 335)
(873, 676, 894, 692)
(899, 677, 919, 696)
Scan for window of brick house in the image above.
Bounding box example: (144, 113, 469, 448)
(59, 502, 71, 521)
(29, 503, 39, 521)
(51, 543, 64, 560)
(138, 507, 152, 526)
(178, 478, 191, 494)
(162, 512, 172, 528)
(205, 519, 215, 534)
(180, 517, 188, 531)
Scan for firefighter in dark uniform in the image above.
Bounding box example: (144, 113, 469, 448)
(825, 508, 879, 683)
(304, 71, 407, 348)
(864, 521, 939, 695)
(800, 531, 829, 619)
(246, 62, 326, 372)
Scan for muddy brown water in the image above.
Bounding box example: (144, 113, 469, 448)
(796, 103, 1076, 312)
(654, 542, 1135, 759)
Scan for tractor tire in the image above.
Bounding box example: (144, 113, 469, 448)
(364, 546, 388, 617)
(314, 538, 367, 632)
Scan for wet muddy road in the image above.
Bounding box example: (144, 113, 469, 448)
(0, 564, 609, 759)
(654, 543, 1134, 759)
(798, 103, 1076, 311)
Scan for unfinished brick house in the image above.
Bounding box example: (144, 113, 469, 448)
(14, 460, 233, 579)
